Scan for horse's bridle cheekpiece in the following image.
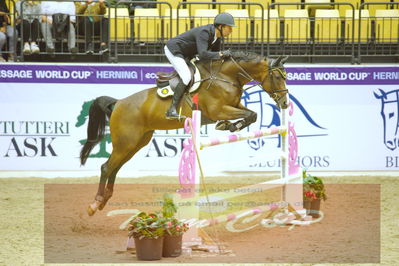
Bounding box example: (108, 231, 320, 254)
(266, 57, 288, 104)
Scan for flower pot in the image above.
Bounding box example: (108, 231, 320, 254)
(303, 200, 311, 215)
(163, 234, 183, 257)
(310, 199, 321, 218)
(304, 199, 322, 218)
(134, 236, 164, 261)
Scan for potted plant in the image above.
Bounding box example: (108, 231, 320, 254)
(128, 212, 165, 260)
(162, 217, 189, 257)
(161, 194, 189, 257)
(303, 170, 327, 218)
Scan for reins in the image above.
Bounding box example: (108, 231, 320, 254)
(195, 59, 240, 90)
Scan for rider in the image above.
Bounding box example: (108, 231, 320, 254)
(164, 12, 236, 120)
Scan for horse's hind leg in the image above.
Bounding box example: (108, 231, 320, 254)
(87, 131, 154, 216)
(87, 160, 111, 215)
(88, 153, 126, 216)
(100, 131, 155, 209)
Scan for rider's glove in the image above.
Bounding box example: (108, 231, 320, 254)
(220, 50, 232, 59)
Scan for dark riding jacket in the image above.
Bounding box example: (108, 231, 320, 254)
(166, 24, 222, 61)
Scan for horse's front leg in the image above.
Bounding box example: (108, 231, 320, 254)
(229, 103, 257, 132)
(229, 113, 257, 132)
(215, 120, 233, 131)
(212, 104, 257, 132)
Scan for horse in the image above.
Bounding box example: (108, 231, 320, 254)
(80, 51, 289, 216)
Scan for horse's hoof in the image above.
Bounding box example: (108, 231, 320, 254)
(215, 121, 231, 131)
(87, 205, 96, 216)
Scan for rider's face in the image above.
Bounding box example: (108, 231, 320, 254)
(221, 25, 233, 37)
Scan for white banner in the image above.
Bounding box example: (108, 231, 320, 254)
(1, 63, 399, 176)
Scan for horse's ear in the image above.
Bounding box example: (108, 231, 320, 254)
(374, 89, 387, 99)
(272, 56, 289, 67)
(272, 56, 283, 67)
(281, 56, 289, 65)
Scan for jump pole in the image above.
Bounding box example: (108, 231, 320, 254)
(177, 95, 302, 245)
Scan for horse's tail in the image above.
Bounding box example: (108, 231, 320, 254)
(80, 96, 117, 165)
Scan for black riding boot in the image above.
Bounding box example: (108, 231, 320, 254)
(165, 81, 187, 120)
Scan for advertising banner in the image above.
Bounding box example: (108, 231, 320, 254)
(1, 63, 398, 176)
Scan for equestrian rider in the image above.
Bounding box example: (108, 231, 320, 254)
(164, 12, 236, 120)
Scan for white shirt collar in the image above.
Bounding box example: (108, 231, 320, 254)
(212, 30, 218, 44)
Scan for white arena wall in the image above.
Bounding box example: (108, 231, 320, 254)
(1, 62, 399, 178)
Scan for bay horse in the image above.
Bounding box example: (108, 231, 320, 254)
(81, 52, 289, 216)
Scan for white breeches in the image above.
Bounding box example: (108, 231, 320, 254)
(164, 45, 191, 86)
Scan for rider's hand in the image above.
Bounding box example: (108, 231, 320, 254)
(220, 50, 232, 59)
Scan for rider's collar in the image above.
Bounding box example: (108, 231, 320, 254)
(212, 31, 218, 44)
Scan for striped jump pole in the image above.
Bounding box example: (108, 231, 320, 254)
(200, 126, 287, 149)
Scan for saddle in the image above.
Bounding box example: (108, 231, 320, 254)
(156, 61, 196, 97)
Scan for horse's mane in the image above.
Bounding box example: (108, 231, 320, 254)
(230, 51, 265, 63)
(197, 51, 266, 66)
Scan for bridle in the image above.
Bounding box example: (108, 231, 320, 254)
(196, 56, 288, 103)
(229, 56, 288, 102)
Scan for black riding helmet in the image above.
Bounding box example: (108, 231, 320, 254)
(214, 12, 236, 27)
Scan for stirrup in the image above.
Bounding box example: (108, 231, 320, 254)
(165, 112, 186, 121)
(165, 108, 186, 121)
